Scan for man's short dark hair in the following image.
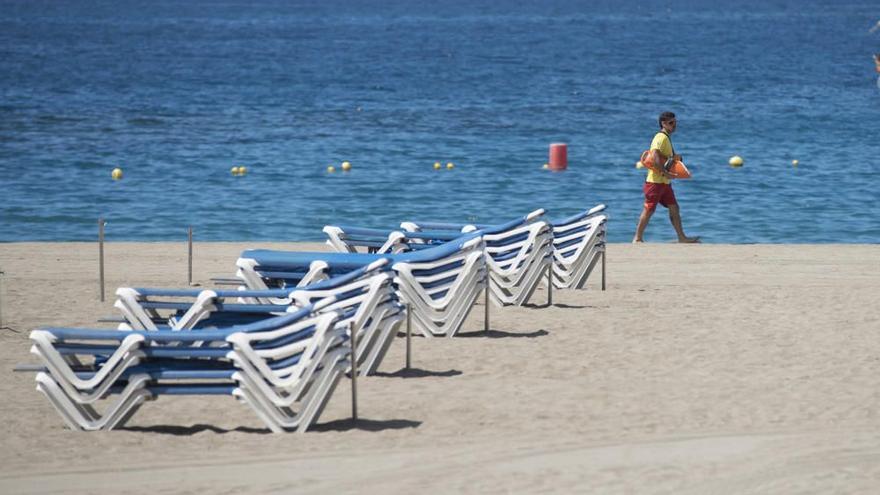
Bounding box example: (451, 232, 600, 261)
(659, 111, 676, 128)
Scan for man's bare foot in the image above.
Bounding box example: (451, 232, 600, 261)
(632, 238, 644, 243)
(678, 236, 701, 244)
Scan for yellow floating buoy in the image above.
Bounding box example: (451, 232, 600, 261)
(792, 159, 799, 167)
(341, 161, 352, 172)
(327, 165, 336, 173)
(729, 155, 744, 167)
(231, 166, 239, 176)
(239, 166, 248, 176)
(433, 162, 441, 170)
(446, 162, 454, 170)
(635, 161, 645, 169)
(542, 163, 549, 169)
(111, 167, 123, 180)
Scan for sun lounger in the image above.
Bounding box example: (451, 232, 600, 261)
(30, 300, 354, 432)
(398, 205, 607, 292)
(398, 210, 553, 307)
(325, 211, 552, 308)
(115, 259, 391, 331)
(113, 259, 402, 376)
(236, 234, 487, 338)
(549, 205, 607, 290)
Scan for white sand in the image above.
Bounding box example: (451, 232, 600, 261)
(0, 242, 878, 494)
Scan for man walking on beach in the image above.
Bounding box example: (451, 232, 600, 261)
(632, 111, 700, 243)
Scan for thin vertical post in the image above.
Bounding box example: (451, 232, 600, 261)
(98, 218, 105, 302)
(547, 264, 553, 306)
(0, 269, 4, 328)
(187, 226, 193, 285)
(483, 284, 490, 333)
(349, 321, 358, 424)
(601, 249, 606, 291)
(405, 304, 412, 370)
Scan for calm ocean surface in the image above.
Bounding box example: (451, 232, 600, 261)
(1, 0, 879, 243)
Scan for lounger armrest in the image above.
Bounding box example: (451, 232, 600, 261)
(301, 259, 390, 291)
(392, 233, 481, 262)
(241, 250, 383, 271)
(587, 204, 607, 216)
(218, 288, 292, 298)
(479, 215, 529, 235)
(311, 295, 339, 313)
(130, 287, 204, 297)
(35, 305, 317, 343)
(36, 327, 228, 343)
(525, 208, 546, 221)
(402, 231, 463, 241)
(331, 225, 401, 238)
(404, 221, 468, 231)
(553, 205, 607, 226)
(130, 286, 292, 300)
(212, 302, 289, 313)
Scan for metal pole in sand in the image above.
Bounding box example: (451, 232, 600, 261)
(187, 226, 193, 286)
(405, 304, 412, 370)
(601, 248, 606, 291)
(0, 269, 4, 328)
(98, 218, 105, 302)
(547, 264, 553, 306)
(349, 321, 358, 424)
(484, 283, 490, 333)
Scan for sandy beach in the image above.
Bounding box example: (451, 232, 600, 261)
(0, 241, 878, 494)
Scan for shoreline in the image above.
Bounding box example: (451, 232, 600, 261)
(1, 242, 878, 493)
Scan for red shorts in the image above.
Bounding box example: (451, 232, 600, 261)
(643, 182, 677, 212)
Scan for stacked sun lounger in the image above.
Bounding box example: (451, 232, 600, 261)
(324, 211, 553, 307)
(113, 259, 403, 376)
(549, 205, 607, 290)
(398, 210, 553, 307)
(31, 300, 352, 432)
(402, 205, 608, 292)
(234, 234, 487, 338)
(322, 205, 606, 306)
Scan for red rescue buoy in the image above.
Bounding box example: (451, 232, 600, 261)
(549, 143, 567, 171)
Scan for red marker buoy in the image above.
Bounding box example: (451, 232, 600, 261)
(549, 143, 567, 171)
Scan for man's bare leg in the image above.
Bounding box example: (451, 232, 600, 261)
(668, 204, 700, 243)
(632, 206, 654, 243)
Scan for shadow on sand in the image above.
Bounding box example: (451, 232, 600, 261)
(455, 328, 548, 339)
(122, 424, 271, 436)
(373, 367, 463, 379)
(395, 331, 426, 338)
(310, 417, 422, 432)
(523, 302, 588, 309)
(123, 417, 422, 435)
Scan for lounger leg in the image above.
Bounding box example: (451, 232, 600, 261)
(298, 364, 346, 433)
(233, 388, 286, 433)
(105, 395, 151, 431)
(363, 316, 402, 375)
(547, 264, 553, 306)
(405, 304, 412, 370)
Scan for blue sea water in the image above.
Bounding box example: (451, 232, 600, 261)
(1, 0, 878, 243)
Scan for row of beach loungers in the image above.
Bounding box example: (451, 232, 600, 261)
(24, 205, 608, 433)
